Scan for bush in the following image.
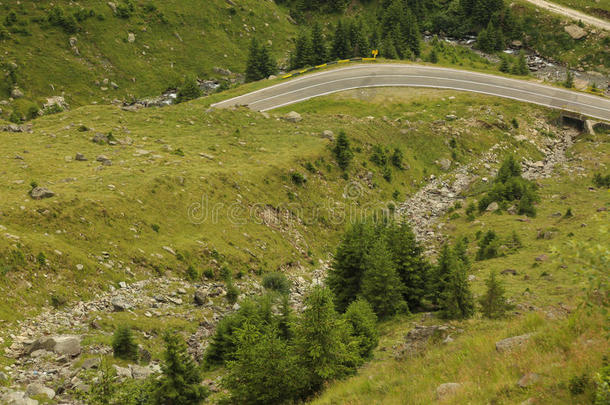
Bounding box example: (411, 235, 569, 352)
(151, 224, 160, 233)
(48, 6, 78, 34)
(50, 293, 68, 309)
(382, 166, 392, 182)
(370, 145, 388, 167)
(36, 252, 46, 266)
(476, 230, 500, 260)
(291, 172, 307, 185)
(595, 364, 610, 404)
(116, 1, 135, 19)
(344, 299, 378, 359)
(391, 148, 404, 168)
(262, 272, 292, 295)
(186, 265, 199, 281)
(569, 373, 589, 395)
(176, 76, 202, 103)
(112, 325, 138, 361)
(593, 173, 610, 188)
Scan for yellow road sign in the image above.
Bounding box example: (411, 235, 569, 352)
(372, 49, 379, 58)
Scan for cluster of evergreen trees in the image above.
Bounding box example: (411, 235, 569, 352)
(245, 38, 278, 82)
(204, 289, 378, 404)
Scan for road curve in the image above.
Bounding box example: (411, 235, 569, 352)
(212, 64, 610, 122)
(525, 0, 610, 31)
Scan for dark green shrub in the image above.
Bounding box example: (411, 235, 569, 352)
(593, 173, 610, 188)
(479, 271, 512, 319)
(569, 373, 589, 395)
(476, 230, 500, 260)
(151, 224, 160, 233)
(50, 293, 68, 309)
(382, 166, 392, 182)
(203, 268, 214, 279)
(116, 1, 135, 19)
(304, 162, 316, 173)
(186, 265, 199, 281)
(36, 252, 46, 266)
(370, 145, 388, 167)
(176, 76, 202, 103)
(262, 272, 292, 295)
(291, 172, 306, 185)
(112, 325, 138, 361)
(333, 131, 353, 171)
(391, 148, 404, 168)
(48, 6, 78, 34)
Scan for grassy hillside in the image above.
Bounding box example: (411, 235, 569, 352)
(310, 122, 610, 404)
(546, 0, 610, 19)
(0, 0, 295, 112)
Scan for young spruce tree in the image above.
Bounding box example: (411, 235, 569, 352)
(479, 271, 512, 318)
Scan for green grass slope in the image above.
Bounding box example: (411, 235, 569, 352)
(0, 0, 295, 109)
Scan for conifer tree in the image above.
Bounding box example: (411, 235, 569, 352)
(429, 47, 439, 63)
(512, 51, 529, 75)
(295, 286, 356, 393)
(360, 237, 406, 319)
(381, 35, 399, 59)
(331, 20, 351, 59)
(112, 325, 138, 361)
(245, 37, 262, 82)
(499, 55, 510, 72)
(154, 333, 208, 405)
(224, 323, 304, 404)
(259, 45, 277, 78)
(291, 31, 313, 70)
(332, 130, 354, 171)
(479, 271, 512, 318)
(344, 299, 379, 359)
(429, 244, 453, 305)
(384, 221, 429, 309)
(176, 75, 202, 103)
(327, 221, 374, 312)
(439, 252, 475, 319)
(310, 22, 328, 65)
(564, 69, 574, 88)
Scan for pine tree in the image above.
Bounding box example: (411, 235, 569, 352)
(176, 75, 202, 103)
(112, 325, 138, 361)
(155, 332, 208, 405)
(439, 252, 475, 319)
(360, 237, 407, 319)
(499, 55, 510, 72)
(331, 20, 351, 59)
(429, 244, 453, 305)
(245, 37, 262, 82)
(349, 19, 369, 57)
(429, 47, 439, 63)
(310, 22, 328, 65)
(512, 51, 529, 75)
(384, 221, 429, 309)
(479, 271, 512, 318)
(327, 221, 374, 312)
(332, 130, 354, 171)
(224, 323, 305, 404)
(291, 31, 313, 70)
(344, 299, 379, 360)
(295, 286, 356, 393)
(380, 35, 398, 59)
(259, 45, 277, 78)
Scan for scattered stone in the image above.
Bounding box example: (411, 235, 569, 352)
(30, 187, 55, 200)
(11, 87, 24, 99)
(1, 391, 38, 405)
(26, 335, 81, 357)
(194, 289, 207, 306)
(162, 246, 176, 255)
(81, 357, 101, 370)
(395, 324, 454, 358)
(92, 133, 109, 144)
(436, 158, 452, 171)
(111, 296, 133, 311)
(43, 96, 68, 111)
(564, 24, 587, 40)
(283, 111, 302, 123)
(113, 365, 132, 379)
(75, 152, 87, 161)
(436, 383, 461, 399)
(128, 32, 136, 43)
(130, 364, 153, 380)
(445, 114, 458, 121)
(0, 371, 7, 381)
(486, 201, 499, 212)
(535, 254, 548, 262)
(501, 269, 518, 276)
(321, 130, 335, 140)
(495, 333, 533, 353)
(25, 383, 55, 400)
(518, 373, 540, 388)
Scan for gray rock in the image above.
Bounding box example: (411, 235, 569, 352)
(564, 24, 587, 40)
(0, 371, 7, 381)
(25, 383, 55, 400)
(2, 391, 38, 405)
(113, 365, 132, 379)
(436, 382, 461, 398)
(518, 373, 540, 388)
(81, 357, 101, 369)
(128, 32, 136, 43)
(321, 130, 335, 140)
(111, 296, 133, 311)
(30, 187, 55, 200)
(437, 158, 452, 171)
(495, 333, 533, 353)
(445, 114, 458, 121)
(486, 201, 499, 212)
(92, 133, 108, 144)
(130, 364, 153, 380)
(75, 152, 87, 161)
(11, 87, 24, 99)
(194, 289, 207, 306)
(283, 111, 302, 123)
(501, 269, 518, 276)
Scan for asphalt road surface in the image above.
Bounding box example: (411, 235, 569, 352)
(212, 64, 610, 122)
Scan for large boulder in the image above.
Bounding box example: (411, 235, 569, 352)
(495, 333, 533, 353)
(283, 111, 302, 123)
(11, 87, 24, 99)
(564, 24, 587, 40)
(25, 335, 81, 357)
(111, 296, 133, 311)
(25, 383, 55, 400)
(30, 187, 55, 200)
(130, 364, 154, 380)
(194, 288, 208, 306)
(517, 373, 540, 388)
(2, 391, 38, 405)
(436, 383, 461, 399)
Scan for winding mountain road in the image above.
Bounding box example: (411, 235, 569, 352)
(212, 64, 610, 122)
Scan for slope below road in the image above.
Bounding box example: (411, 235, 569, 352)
(212, 64, 610, 122)
(525, 0, 610, 30)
